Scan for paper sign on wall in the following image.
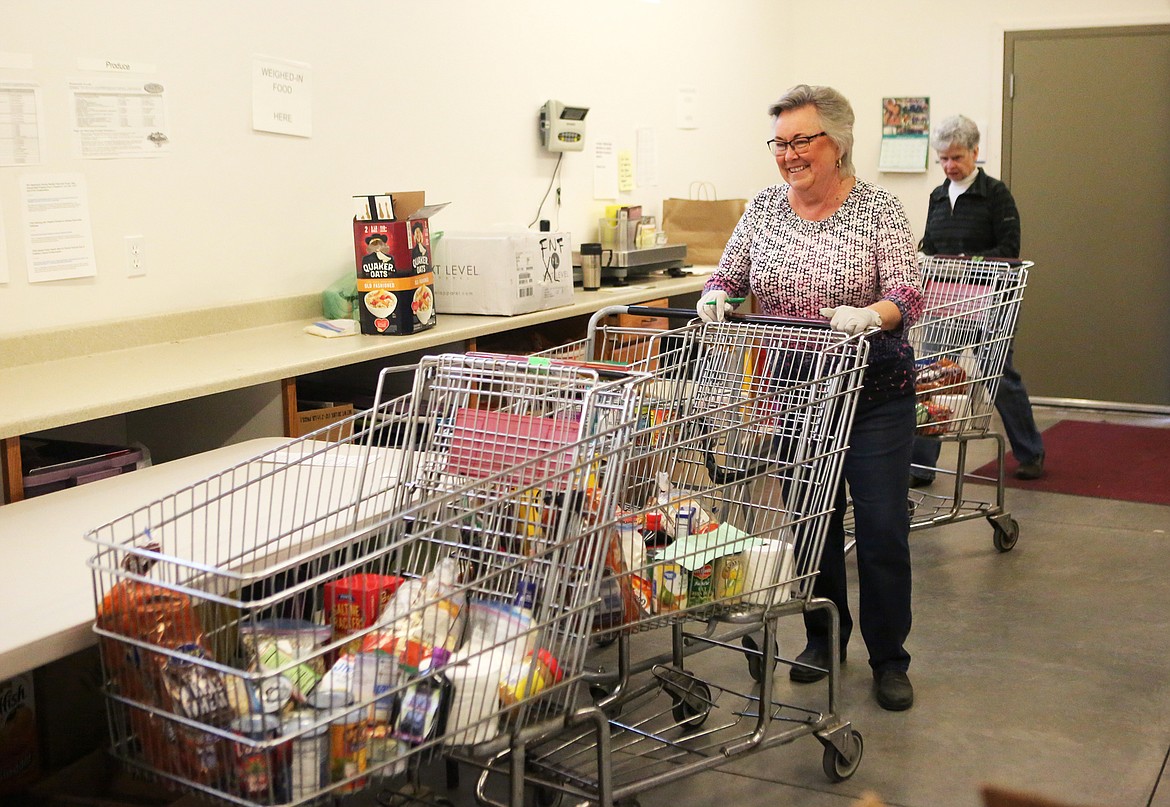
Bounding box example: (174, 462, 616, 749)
(252, 56, 312, 138)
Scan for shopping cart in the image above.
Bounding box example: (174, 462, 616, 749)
(903, 255, 1031, 552)
(86, 352, 654, 807)
(467, 307, 871, 807)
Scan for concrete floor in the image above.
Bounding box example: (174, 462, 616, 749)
(379, 404, 1170, 807)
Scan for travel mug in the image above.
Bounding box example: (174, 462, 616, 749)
(580, 243, 602, 291)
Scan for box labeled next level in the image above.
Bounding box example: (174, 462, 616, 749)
(353, 197, 447, 336)
(431, 231, 574, 316)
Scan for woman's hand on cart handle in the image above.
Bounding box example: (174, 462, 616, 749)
(696, 290, 737, 322)
(820, 305, 882, 336)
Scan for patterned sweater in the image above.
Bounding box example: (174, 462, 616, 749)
(705, 180, 924, 402)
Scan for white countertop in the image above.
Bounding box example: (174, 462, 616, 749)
(0, 273, 707, 440)
(0, 437, 294, 679)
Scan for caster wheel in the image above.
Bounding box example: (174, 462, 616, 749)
(593, 633, 618, 648)
(742, 633, 778, 683)
(590, 682, 615, 703)
(670, 679, 711, 729)
(822, 729, 864, 782)
(991, 516, 1019, 552)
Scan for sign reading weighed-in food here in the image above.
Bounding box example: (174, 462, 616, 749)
(353, 192, 447, 336)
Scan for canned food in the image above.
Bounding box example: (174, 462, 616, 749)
(229, 713, 287, 802)
(328, 708, 369, 791)
(281, 712, 329, 801)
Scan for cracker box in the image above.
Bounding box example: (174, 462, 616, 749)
(431, 231, 574, 316)
(324, 573, 406, 648)
(353, 192, 447, 335)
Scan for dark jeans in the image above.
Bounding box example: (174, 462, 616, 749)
(804, 393, 916, 674)
(911, 342, 1044, 480)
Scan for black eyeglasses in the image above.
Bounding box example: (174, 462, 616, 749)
(767, 132, 828, 155)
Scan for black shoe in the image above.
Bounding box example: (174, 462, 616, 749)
(909, 474, 933, 488)
(789, 644, 845, 684)
(1015, 454, 1045, 480)
(873, 669, 914, 711)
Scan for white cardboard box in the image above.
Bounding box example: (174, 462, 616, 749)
(431, 231, 574, 316)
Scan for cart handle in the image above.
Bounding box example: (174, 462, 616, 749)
(621, 304, 834, 329)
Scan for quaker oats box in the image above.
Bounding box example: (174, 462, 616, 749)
(353, 192, 447, 335)
(431, 231, 574, 316)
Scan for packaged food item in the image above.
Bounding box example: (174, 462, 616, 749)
(498, 648, 563, 708)
(714, 553, 745, 602)
(687, 562, 715, 606)
(0, 674, 39, 795)
(315, 652, 398, 722)
(654, 562, 688, 612)
(394, 648, 453, 746)
(229, 713, 288, 802)
(915, 357, 968, 394)
(159, 647, 237, 784)
(916, 399, 955, 436)
(282, 712, 330, 801)
(373, 558, 467, 654)
(328, 708, 369, 791)
(324, 574, 405, 651)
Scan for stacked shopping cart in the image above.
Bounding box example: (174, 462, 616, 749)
(86, 310, 873, 807)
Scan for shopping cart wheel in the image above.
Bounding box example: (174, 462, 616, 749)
(670, 679, 712, 729)
(742, 633, 778, 683)
(989, 514, 1020, 552)
(822, 729, 864, 782)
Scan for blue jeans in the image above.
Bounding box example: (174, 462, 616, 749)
(911, 342, 1044, 480)
(804, 393, 915, 674)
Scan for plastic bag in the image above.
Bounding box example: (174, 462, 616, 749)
(322, 272, 359, 321)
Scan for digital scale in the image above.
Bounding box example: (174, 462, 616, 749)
(571, 243, 689, 285)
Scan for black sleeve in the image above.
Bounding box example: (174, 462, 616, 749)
(982, 181, 1021, 258)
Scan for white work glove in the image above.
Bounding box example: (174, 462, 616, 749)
(820, 305, 882, 336)
(697, 289, 733, 323)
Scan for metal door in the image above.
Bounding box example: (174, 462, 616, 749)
(1003, 25, 1170, 406)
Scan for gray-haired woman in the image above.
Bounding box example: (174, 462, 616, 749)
(698, 84, 923, 711)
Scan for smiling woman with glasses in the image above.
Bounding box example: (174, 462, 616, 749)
(697, 83, 924, 713)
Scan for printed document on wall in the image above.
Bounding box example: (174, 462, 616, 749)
(21, 174, 98, 283)
(69, 78, 171, 159)
(0, 81, 45, 167)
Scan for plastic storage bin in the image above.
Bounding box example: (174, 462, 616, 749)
(20, 437, 145, 499)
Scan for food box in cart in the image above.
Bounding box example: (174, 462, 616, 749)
(353, 191, 447, 335)
(430, 230, 574, 316)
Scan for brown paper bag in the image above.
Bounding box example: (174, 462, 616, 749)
(662, 182, 746, 266)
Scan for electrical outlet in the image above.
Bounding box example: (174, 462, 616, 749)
(125, 235, 146, 277)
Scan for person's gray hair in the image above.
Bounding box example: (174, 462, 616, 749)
(768, 84, 855, 178)
(931, 114, 980, 151)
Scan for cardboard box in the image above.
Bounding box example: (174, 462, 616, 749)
(0, 673, 39, 796)
(324, 573, 406, 648)
(293, 401, 355, 439)
(353, 191, 447, 336)
(431, 231, 574, 316)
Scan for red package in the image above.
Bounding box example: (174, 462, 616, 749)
(324, 574, 406, 644)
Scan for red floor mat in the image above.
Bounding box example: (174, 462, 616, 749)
(969, 419, 1170, 506)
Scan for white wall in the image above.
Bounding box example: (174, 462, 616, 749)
(3, 0, 1167, 336)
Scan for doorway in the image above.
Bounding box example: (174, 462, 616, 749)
(1002, 24, 1170, 407)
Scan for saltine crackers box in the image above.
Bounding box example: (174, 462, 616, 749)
(431, 231, 574, 316)
(353, 192, 447, 335)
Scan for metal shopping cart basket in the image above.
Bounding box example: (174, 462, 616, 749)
(468, 307, 871, 807)
(902, 255, 1031, 552)
(85, 352, 654, 807)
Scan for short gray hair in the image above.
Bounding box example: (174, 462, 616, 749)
(768, 84, 855, 178)
(931, 114, 980, 151)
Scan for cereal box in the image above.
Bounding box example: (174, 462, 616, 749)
(353, 193, 447, 336)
